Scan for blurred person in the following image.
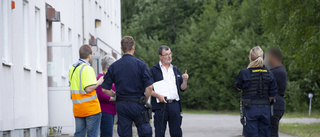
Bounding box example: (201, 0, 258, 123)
(69, 44, 104, 137)
(267, 48, 287, 137)
(101, 36, 154, 137)
(235, 46, 278, 137)
(96, 55, 117, 137)
(150, 45, 188, 137)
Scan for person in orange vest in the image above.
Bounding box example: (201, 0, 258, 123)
(69, 44, 104, 137)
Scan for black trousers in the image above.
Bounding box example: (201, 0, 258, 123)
(153, 101, 182, 137)
(271, 110, 285, 137)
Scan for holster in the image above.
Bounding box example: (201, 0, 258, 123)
(134, 103, 152, 127)
(241, 117, 247, 126)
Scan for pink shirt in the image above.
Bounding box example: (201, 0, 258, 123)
(96, 73, 116, 115)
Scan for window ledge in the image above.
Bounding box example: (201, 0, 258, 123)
(23, 65, 32, 71)
(36, 69, 43, 74)
(2, 60, 13, 67)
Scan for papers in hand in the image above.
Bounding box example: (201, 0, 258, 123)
(153, 80, 169, 103)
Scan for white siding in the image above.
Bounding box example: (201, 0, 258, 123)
(0, 0, 121, 136)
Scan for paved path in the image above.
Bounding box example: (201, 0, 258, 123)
(281, 117, 320, 124)
(179, 113, 293, 137)
(112, 113, 299, 137)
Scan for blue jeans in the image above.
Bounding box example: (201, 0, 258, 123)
(74, 113, 102, 137)
(100, 112, 115, 137)
(116, 101, 152, 137)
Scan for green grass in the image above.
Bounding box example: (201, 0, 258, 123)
(182, 109, 320, 118)
(280, 123, 320, 137)
(283, 110, 320, 118)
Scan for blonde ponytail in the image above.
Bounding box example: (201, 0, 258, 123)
(248, 46, 264, 68)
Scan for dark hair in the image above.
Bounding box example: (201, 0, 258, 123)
(79, 44, 92, 59)
(121, 36, 135, 53)
(269, 47, 282, 61)
(158, 45, 170, 55)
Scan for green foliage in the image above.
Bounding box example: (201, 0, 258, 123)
(262, 0, 320, 112)
(121, 0, 320, 111)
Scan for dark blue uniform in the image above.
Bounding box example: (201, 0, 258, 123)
(236, 67, 278, 137)
(101, 54, 154, 137)
(270, 66, 287, 137)
(150, 63, 185, 137)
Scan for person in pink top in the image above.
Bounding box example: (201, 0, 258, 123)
(96, 55, 117, 137)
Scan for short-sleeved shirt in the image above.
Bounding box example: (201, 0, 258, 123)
(101, 54, 154, 98)
(235, 67, 278, 99)
(69, 59, 97, 91)
(270, 65, 287, 110)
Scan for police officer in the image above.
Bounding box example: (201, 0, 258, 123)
(101, 36, 154, 137)
(150, 45, 188, 137)
(267, 48, 287, 137)
(235, 46, 278, 137)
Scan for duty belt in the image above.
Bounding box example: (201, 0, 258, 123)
(116, 96, 146, 105)
(166, 99, 177, 103)
(250, 99, 270, 105)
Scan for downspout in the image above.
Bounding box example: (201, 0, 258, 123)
(82, 0, 85, 44)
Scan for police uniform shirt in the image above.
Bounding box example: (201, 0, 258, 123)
(235, 67, 278, 98)
(101, 54, 154, 98)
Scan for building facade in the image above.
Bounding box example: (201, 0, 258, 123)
(0, 0, 121, 136)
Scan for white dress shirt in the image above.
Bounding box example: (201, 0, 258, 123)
(159, 61, 180, 101)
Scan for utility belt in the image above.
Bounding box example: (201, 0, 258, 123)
(242, 98, 270, 108)
(116, 96, 152, 127)
(116, 96, 146, 105)
(165, 99, 177, 103)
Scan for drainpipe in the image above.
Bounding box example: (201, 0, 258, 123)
(82, 0, 85, 44)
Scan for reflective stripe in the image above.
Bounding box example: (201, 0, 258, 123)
(79, 64, 87, 91)
(70, 64, 87, 95)
(72, 94, 97, 104)
(70, 90, 87, 94)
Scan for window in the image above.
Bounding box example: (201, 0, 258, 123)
(23, 0, 30, 67)
(1, 0, 9, 63)
(35, 7, 41, 70)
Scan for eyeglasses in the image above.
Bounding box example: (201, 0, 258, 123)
(161, 53, 172, 57)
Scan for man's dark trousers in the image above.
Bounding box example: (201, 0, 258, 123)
(116, 101, 152, 137)
(154, 101, 182, 137)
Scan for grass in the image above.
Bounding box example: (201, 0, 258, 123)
(280, 123, 320, 137)
(182, 109, 320, 118)
(282, 110, 320, 118)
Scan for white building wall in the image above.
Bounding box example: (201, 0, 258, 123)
(0, 0, 121, 136)
(46, 0, 122, 135)
(0, 0, 48, 136)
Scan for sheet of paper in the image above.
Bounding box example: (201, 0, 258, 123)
(153, 80, 169, 103)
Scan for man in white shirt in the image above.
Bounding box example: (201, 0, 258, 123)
(150, 45, 188, 137)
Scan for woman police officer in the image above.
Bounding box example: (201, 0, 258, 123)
(235, 46, 278, 137)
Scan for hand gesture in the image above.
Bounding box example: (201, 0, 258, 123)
(182, 70, 189, 81)
(97, 77, 104, 85)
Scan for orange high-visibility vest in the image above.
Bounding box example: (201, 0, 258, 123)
(69, 63, 101, 117)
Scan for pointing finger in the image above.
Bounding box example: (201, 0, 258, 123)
(185, 70, 187, 74)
